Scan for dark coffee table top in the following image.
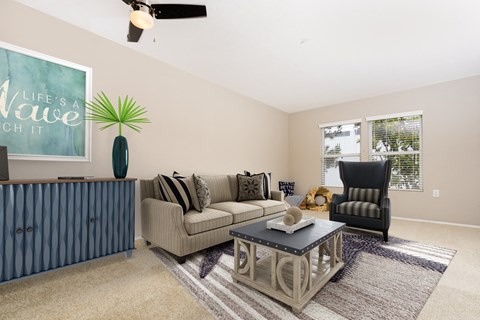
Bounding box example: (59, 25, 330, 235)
(230, 218, 345, 256)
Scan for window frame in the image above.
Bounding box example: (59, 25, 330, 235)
(367, 111, 424, 191)
(319, 119, 362, 188)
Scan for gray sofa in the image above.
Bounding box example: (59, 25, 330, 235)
(140, 174, 286, 263)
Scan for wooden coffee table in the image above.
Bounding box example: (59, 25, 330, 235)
(229, 218, 345, 312)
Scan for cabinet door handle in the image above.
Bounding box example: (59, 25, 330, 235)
(26, 226, 34, 232)
(16, 227, 24, 234)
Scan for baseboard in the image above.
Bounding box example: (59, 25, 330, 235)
(392, 216, 480, 229)
(134, 236, 145, 247)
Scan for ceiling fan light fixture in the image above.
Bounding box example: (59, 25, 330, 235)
(123, 0, 208, 43)
(130, 3, 154, 30)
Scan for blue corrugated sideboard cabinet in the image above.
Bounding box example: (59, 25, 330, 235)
(0, 178, 136, 283)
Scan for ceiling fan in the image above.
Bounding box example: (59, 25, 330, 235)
(121, 0, 207, 42)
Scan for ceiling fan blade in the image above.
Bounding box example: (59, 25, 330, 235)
(127, 22, 144, 42)
(151, 4, 207, 19)
(122, 0, 135, 5)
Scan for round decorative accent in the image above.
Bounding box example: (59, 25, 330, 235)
(283, 213, 295, 226)
(300, 186, 332, 211)
(286, 206, 303, 223)
(315, 195, 326, 206)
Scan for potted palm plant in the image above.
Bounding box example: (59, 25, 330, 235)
(85, 92, 150, 178)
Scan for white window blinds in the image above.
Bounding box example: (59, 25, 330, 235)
(368, 111, 423, 190)
(320, 120, 361, 187)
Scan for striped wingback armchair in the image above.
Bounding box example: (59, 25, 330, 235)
(329, 160, 392, 241)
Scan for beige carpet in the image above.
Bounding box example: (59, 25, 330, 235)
(1, 212, 479, 320)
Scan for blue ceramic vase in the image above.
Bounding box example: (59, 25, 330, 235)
(112, 136, 128, 179)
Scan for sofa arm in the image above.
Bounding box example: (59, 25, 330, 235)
(271, 190, 284, 202)
(381, 196, 391, 227)
(331, 193, 348, 205)
(380, 196, 390, 210)
(329, 193, 348, 219)
(141, 198, 189, 256)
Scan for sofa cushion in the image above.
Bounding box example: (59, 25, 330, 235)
(237, 174, 266, 201)
(193, 174, 211, 212)
(202, 175, 236, 203)
(336, 201, 380, 218)
(184, 208, 233, 235)
(208, 202, 263, 223)
(348, 187, 380, 204)
(158, 174, 193, 214)
(242, 199, 286, 216)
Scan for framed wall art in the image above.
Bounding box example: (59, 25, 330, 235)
(0, 41, 92, 161)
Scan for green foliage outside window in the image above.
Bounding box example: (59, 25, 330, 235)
(370, 115, 422, 190)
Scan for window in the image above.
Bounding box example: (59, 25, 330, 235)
(368, 111, 423, 190)
(320, 120, 361, 187)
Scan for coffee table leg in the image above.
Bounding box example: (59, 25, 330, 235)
(330, 235, 336, 268)
(307, 251, 312, 290)
(233, 238, 239, 282)
(250, 243, 256, 281)
(271, 251, 278, 289)
(318, 242, 324, 261)
(337, 231, 343, 263)
(292, 255, 301, 307)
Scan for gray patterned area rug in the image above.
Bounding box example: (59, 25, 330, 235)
(151, 232, 456, 320)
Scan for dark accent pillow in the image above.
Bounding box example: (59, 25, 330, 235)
(263, 172, 272, 199)
(193, 174, 211, 211)
(244, 170, 271, 199)
(237, 174, 266, 201)
(279, 181, 295, 197)
(158, 174, 192, 214)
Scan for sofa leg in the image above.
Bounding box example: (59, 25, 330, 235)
(144, 240, 151, 246)
(383, 230, 389, 242)
(176, 255, 187, 264)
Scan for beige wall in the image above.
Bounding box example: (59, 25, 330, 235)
(0, 1, 290, 236)
(2, 1, 479, 235)
(289, 76, 480, 226)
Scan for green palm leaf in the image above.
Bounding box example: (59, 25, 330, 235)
(84, 92, 151, 136)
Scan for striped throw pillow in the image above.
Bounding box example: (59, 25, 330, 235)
(158, 174, 193, 214)
(348, 188, 381, 204)
(173, 171, 202, 212)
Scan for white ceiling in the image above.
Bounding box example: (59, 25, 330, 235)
(15, 0, 480, 113)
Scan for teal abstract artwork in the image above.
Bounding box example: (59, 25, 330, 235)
(0, 42, 91, 160)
